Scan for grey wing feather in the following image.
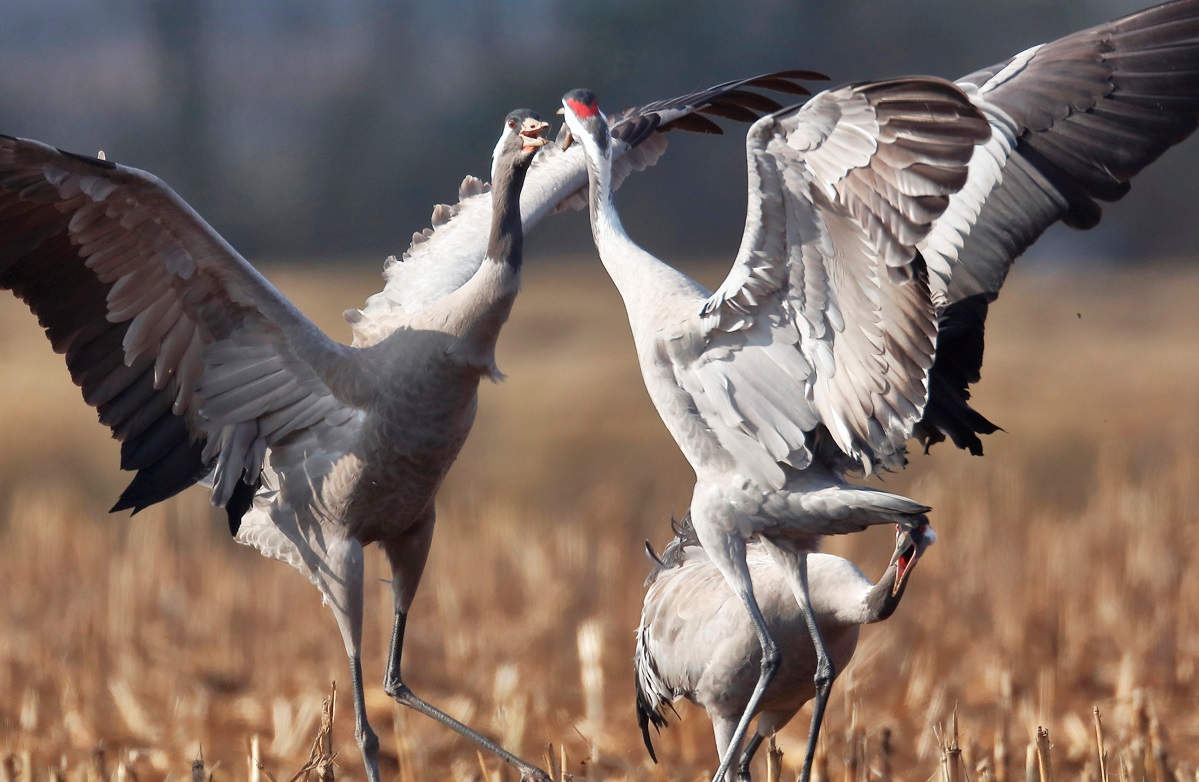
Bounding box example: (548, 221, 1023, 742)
(924, 0, 1199, 303)
(0, 135, 362, 518)
(701, 79, 989, 472)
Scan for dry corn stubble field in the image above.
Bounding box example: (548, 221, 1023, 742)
(1, 256, 1198, 782)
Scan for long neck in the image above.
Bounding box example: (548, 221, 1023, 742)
(487, 156, 528, 268)
(584, 137, 662, 305)
(862, 560, 907, 624)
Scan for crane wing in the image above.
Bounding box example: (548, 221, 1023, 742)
(0, 135, 362, 526)
(911, 0, 1199, 453)
(924, 0, 1199, 304)
(348, 71, 823, 342)
(701, 79, 989, 472)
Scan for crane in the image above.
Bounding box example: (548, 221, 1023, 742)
(636, 514, 935, 780)
(558, 2, 1199, 780)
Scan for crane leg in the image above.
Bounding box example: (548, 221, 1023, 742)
(737, 732, 764, 781)
(349, 655, 382, 782)
(707, 574, 778, 782)
(761, 543, 835, 782)
(319, 536, 379, 782)
(712, 588, 778, 782)
(687, 506, 779, 782)
(383, 611, 552, 782)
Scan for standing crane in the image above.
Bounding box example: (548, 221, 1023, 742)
(558, 3, 1199, 780)
(635, 515, 936, 780)
(0, 73, 816, 782)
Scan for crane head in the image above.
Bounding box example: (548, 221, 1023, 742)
(557, 89, 607, 153)
(513, 114, 550, 153)
(890, 521, 936, 597)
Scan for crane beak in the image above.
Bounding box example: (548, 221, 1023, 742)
(520, 118, 550, 151)
(556, 108, 575, 150)
(890, 523, 932, 597)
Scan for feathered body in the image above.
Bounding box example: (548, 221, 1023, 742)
(634, 519, 934, 780)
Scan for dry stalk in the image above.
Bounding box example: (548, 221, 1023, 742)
(767, 734, 783, 782)
(192, 748, 206, 782)
(1150, 710, 1171, 782)
(943, 713, 964, 782)
(250, 735, 263, 782)
(577, 618, 605, 745)
(317, 684, 336, 782)
(878, 727, 893, 782)
(543, 744, 560, 782)
(1025, 742, 1037, 782)
(1133, 689, 1150, 748)
(559, 743, 571, 782)
(845, 706, 861, 782)
(996, 670, 1012, 782)
(16, 752, 31, 782)
(1095, 707, 1109, 782)
(90, 745, 108, 782)
(996, 721, 1009, 782)
(1035, 727, 1053, 782)
(1128, 739, 1148, 782)
(288, 683, 337, 782)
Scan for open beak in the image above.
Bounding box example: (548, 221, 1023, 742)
(556, 107, 575, 150)
(520, 118, 550, 151)
(890, 524, 925, 597)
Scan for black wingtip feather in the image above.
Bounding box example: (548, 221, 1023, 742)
(226, 476, 260, 536)
(917, 295, 1002, 455)
(110, 437, 208, 513)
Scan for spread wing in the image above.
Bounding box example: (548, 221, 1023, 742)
(912, 0, 1199, 452)
(697, 79, 989, 473)
(924, 0, 1199, 303)
(348, 71, 825, 344)
(0, 135, 363, 524)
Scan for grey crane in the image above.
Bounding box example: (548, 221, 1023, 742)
(0, 108, 551, 781)
(0, 74, 816, 782)
(559, 3, 1199, 781)
(635, 515, 936, 780)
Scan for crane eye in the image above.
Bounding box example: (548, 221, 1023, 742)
(507, 118, 517, 129)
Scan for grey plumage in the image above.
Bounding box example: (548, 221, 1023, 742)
(635, 517, 936, 780)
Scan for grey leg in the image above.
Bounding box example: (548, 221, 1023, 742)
(383, 611, 551, 782)
(737, 732, 765, 781)
(349, 655, 381, 782)
(710, 586, 779, 782)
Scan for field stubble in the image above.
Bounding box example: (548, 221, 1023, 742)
(0, 258, 1197, 781)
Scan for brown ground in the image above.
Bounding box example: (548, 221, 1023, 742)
(1, 258, 1196, 781)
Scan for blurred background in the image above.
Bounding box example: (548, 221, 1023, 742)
(0, 0, 1196, 267)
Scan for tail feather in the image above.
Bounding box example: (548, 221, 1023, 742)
(633, 624, 671, 763)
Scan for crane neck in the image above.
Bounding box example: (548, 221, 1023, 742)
(583, 133, 675, 313)
(861, 558, 908, 623)
(486, 154, 529, 270)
